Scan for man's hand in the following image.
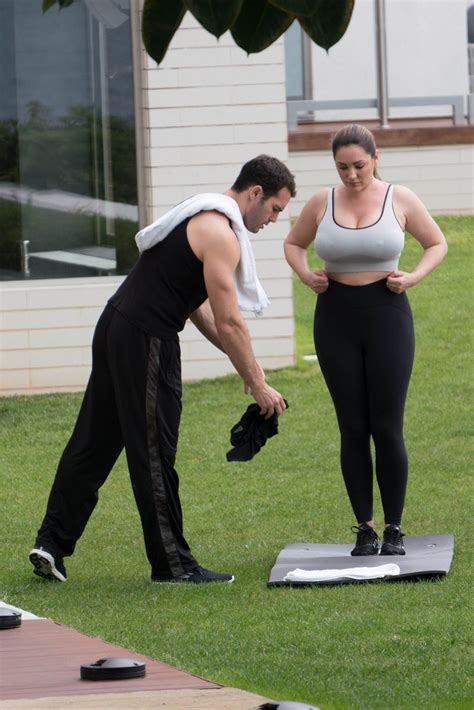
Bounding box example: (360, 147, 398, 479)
(248, 381, 287, 419)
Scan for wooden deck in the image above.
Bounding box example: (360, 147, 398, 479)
(1, 618, 221, 701)
(289, 117, 474, 151)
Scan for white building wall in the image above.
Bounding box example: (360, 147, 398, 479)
(310, 0, 470, 121)
(288, 144, 474, 217)
(0, 277, 119, 393)
(0, 13, 294, 395)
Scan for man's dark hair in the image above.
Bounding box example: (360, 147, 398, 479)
(231, 155, 296, 198)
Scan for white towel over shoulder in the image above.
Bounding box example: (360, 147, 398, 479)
(283, 563, 401, 583)
(135, 193, 270, 315)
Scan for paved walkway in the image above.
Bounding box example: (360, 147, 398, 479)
(0, 604, 271, 709)
(2, 688, 271, 709)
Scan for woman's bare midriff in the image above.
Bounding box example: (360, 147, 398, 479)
(327, 271, 389, 286)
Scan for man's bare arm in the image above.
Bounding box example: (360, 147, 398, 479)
(187, 211, 286, 417)
(189, 300, 224, 352)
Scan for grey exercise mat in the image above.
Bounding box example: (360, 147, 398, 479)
(268, 534, 454, 586)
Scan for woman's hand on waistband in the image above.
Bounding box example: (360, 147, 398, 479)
(302, 270, 329, 294)
(386, 271, 416, 294)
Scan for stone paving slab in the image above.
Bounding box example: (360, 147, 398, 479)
(0, 688, 271, 709)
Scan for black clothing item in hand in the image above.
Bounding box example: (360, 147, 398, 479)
(226, 400, 288, 462)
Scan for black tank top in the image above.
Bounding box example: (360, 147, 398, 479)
(108, 217, 207, 338)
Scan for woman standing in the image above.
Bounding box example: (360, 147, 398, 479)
(285, 125, 447, 556)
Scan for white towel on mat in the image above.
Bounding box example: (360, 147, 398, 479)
(283, 563, 401, 582)
(135, 193, 270, 316)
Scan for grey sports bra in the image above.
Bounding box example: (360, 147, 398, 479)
(315, 184, 405, 273)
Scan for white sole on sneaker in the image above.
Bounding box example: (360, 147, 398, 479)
(29, 548, 67, 582)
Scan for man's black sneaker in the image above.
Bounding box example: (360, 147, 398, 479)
(153, 566, 235, 584)
(29, 547, 67, 582)
(380, 525, 406, 555)
(350, 523, 379, 556)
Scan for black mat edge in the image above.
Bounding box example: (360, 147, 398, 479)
(268, 570, 448, 587)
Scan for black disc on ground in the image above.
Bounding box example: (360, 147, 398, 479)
(256, 703, 320, 710)
(0, 608, 22, 630)
(80, 657, 146, 680)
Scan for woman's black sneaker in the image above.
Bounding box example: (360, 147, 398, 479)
(29, 547, 67, 582)
(153, 566, 235, 583)
(380, 525, 406, 555)
(350, 523, 379, 556)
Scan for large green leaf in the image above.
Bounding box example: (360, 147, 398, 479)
(298, 0, 354, 51)
(268, 0, 315, 16)
(42, 0, 58, 11)
(231, 0, 293, 54)
(42, 0, 75, 9)
(142, 0, 187, 65)
(184, 0, 244, 38)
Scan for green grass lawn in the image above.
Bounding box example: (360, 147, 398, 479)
(1, 216, 472, 708)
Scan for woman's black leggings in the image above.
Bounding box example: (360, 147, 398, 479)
(314, 278, 415, 525)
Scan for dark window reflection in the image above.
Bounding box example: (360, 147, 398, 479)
(0, 0, 138, 280)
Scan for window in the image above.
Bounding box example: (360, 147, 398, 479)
(284, 20, 312, 101)
(0, 0, 139, 281)
(468, 3, 474, 93)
